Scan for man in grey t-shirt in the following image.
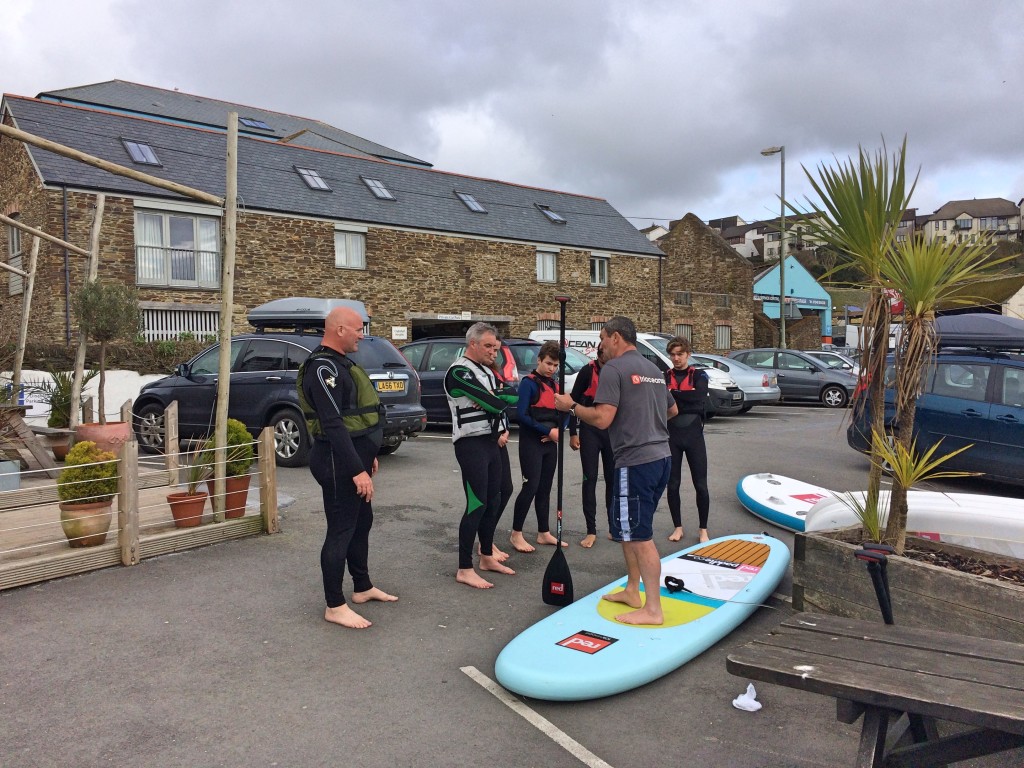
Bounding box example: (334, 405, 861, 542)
(555, 316, 677, 625)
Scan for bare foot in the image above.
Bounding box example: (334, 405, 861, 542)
(606, 532, 614, 541)
(668, 527, 684, 542)
(580, 534, 597, 548)
(698, 528, 710, 543)
(324, 604, 372, 629)
(479, 555, 516, 575)
(351, 587, 398, 604)
(489, 543, 510, 563)
(602, 589, 642, 608)
(509, 531, 535, 553)
(456, 568, 494, 589)
(615, 607, 664, 626)
(537, 532, 568, 548)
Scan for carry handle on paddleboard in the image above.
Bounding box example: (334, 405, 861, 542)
(854, 546, 894, 625)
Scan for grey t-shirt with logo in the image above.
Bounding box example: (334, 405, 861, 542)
(594, 348, 673, 468)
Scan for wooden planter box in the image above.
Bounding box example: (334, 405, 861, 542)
(793, 530, 1024, 643)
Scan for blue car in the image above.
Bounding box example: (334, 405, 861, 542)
(847, 349, 1024, 485)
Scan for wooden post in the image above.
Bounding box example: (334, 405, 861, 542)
(82, 397, 94, 424)
(70, 194, 104, 430)
(0, 213, 92, 258)
(118, 438, 139, 566)
(11, 236, 40, 394)
(258, 427, 279, 534)
(212, 113, 239, 523)
(165, 401, 180, 486)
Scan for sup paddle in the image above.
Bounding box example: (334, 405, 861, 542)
(543, 295, 574, 607)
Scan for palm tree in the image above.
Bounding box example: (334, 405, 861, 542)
(794, 138, 915, 536)
(878, 235, 1008, 551)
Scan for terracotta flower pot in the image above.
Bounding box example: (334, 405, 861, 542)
(167, 491, 208, 528)
(76, 421, 132, 456)
(224, 474, 252, 519)
(59, 500, 113, 547)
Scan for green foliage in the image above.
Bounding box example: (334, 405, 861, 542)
(198, 418, 255, 477)
(57, 441, 119, 504)
(72, 280, 142, 344)
(24, 368, 99, 428)
(870, 434, 979, 488)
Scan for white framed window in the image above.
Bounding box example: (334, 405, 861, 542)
(590, 253, 609, 287)
(536, 250, 557, 283)
(714, 324, 732, 349)
(455, 191, 486, 213)
(135, 211, 220, 288)
(536, 204, 566, 224)
(7, 220, 23, 295)
(335, 231, 367, 269)
(362, 177, 396, 200)
(296, 167, 331, 191)
(675, 324, 692, 342)
(239, 117, 272, 130)
(122, 139, 160, 166)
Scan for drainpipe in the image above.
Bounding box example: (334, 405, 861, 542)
(62, 186, 70, 343)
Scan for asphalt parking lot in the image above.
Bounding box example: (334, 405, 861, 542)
(3, 405, 1021, 767)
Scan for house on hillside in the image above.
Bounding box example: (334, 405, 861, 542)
(923, 198, 1022, 245)
(2, 82, 666, 346)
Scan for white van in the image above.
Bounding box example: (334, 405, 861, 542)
(528, 329, 744, 417)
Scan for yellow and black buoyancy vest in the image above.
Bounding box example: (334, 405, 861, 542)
(297, 347, 383, 439)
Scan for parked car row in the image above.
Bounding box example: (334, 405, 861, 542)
(728, 348, 858, 408)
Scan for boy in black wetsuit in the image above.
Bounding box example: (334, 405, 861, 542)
(665, 336, 711, 543)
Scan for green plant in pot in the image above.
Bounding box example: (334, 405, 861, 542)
(56, 440, 118, 547)
(166, 450, 212, 529)
(72, 279, 141, 454)
(199, 418, 255, 518)
(25, 368, 99, 459)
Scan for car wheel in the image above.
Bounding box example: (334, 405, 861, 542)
(134, 402, 166, 454)
(378, 443, 401, 456)
(821, 385, 849, 409)
(271, 408, 309, 467)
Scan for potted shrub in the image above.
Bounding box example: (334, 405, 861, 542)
(199, 418, 255, 518)
(72, 279, 141, 454)
(56, 441, 118, 547)
(166, 451, 211, 528)
(25, 368, 98, 459)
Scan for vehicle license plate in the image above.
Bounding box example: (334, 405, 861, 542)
(732, 392, 742, 401)
(375, 380, 406, 393)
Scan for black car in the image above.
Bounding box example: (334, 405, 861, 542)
(133, 331, 426, 466)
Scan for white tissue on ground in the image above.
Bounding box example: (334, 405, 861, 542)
(732, 682, 762, 711)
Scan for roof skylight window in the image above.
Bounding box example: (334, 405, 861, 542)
(239, 117, 272, 130)
(456, 191, 486, 213)
(122, 139, 160, 166)
(537, 204, 566, 224)
(362, 177, 396, 201)
(296, 167, 331, 191)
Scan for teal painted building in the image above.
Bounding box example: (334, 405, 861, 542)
(753, 257, 833, 342)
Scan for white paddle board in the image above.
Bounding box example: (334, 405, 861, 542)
(494, 534, 789, 701)
(735, 473, 832, 532)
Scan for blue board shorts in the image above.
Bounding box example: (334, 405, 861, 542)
(608, 457, 671, 542)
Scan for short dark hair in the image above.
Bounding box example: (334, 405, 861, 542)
(603, 316, 637, 345)
(537, 340, 561, 362)
(667, 336, 691, 355)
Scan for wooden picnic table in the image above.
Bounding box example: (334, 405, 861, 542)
(0, 404, 60, 479)
(727, 612, 1024, 767)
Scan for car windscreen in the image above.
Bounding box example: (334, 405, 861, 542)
(349, 338, 409, 369)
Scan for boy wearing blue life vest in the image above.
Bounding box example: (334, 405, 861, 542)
(509, 341, 570, 554)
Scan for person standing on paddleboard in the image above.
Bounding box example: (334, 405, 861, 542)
(554, 316, 677, 625)
(445, 322, 519, 589)
(664, 336, 711, 544)
(297, 307, 398, 629)
(510, 341, 570, 554)
(568, 342, 615, 548)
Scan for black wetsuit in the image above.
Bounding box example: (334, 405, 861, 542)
(569, 360, 614, 536)
(511, 371, 566, 535)
(666, 366, 710, 530)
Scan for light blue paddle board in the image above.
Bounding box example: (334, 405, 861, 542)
(494, 533, 790, 701)
(736, 473, 834, 532)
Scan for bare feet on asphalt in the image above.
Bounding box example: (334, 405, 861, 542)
(479, 555, 515, 575)
(668, 527, 684, 542)
(509, 531, 535, 553)
(698, 529, 710, 543)
(580, 534, 597, 548)
(351, 587, 398, 604)
(536, 532, 568, 548)
(324, 604, 372, 629)
(456, 568, 494, 589)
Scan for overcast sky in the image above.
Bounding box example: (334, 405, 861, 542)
(3, 0, 1022, 229)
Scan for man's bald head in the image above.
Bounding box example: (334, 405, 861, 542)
(321, 306, 364, 354)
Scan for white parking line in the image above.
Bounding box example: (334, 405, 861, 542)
(461, 665, 615, 768)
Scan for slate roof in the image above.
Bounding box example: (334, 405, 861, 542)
(38, 79, 431, 167)
(929, 198, 1019, 220)
(4, 96, 662, 258)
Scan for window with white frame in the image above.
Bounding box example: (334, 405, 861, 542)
(714, 324, 732, 349)
(7, 219, 23, 295)
(335, 230, 367, 269)
(590, 253, 609, 286)
(536, 250, 557, 283)
(674, 324, 693, 342)
(135, 211, 220, 288)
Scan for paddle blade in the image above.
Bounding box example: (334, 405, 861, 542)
(542, 549, 574, 606)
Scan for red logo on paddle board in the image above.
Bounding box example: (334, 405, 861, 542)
(557, 630, 618, 654)
(791, 493, 827, 504)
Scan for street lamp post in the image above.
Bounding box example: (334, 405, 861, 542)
(761, 145, 786, 348)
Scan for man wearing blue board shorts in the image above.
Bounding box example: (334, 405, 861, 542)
(555, 316, 677, 625)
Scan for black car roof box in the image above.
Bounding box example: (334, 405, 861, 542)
(248, 297, 370, 333)
(935, 313, 1024, 351)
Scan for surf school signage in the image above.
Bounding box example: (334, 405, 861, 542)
(754, 293, 829, 308)
(557, 630, 619, 654)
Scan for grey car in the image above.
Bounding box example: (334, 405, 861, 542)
(729, 348, 858, 408)
(690, 353, 781, 412)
